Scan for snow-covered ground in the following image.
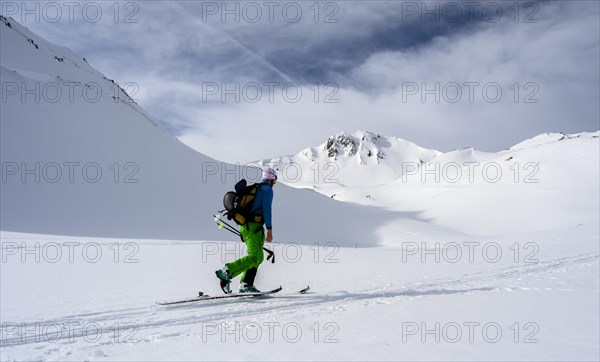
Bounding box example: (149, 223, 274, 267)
(1, 223, 598, 361)
(1, 16, 599, 361)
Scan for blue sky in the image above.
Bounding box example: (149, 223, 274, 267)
(4, 0, 599, 163)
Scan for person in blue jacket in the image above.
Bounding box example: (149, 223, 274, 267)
(215, 167, 276, 293)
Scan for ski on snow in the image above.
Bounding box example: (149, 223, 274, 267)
(157, 286, 310, 306)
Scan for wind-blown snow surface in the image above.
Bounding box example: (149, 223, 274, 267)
(1, 17, 599, 361)
(0, 227, 598, 361)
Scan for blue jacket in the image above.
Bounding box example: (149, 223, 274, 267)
(251, 183, 273, 229)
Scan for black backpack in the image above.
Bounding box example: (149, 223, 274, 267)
(223, 179, 268, 226)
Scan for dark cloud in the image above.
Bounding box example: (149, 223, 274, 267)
(196, 1, 522, 83)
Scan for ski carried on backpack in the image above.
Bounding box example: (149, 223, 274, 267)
(157, 286, 310, 306)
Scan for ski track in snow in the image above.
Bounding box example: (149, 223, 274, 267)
(3, 252, 596, 348)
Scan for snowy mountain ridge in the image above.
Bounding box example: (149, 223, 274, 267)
(264, 128, 599, 192)
(263, 130, 442, 188)
(0, 15, 138, 108)
(509, 131, 599, 151)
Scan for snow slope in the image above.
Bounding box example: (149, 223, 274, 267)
(0, 226, 598, 361)
(340, 131, 600, 240)
(0, 16, 390, 245)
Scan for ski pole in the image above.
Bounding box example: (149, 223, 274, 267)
(214, 214, 242, 236)
(213, 213, 275, 264)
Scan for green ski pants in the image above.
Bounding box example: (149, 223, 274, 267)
(226, 222, 265, 281)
